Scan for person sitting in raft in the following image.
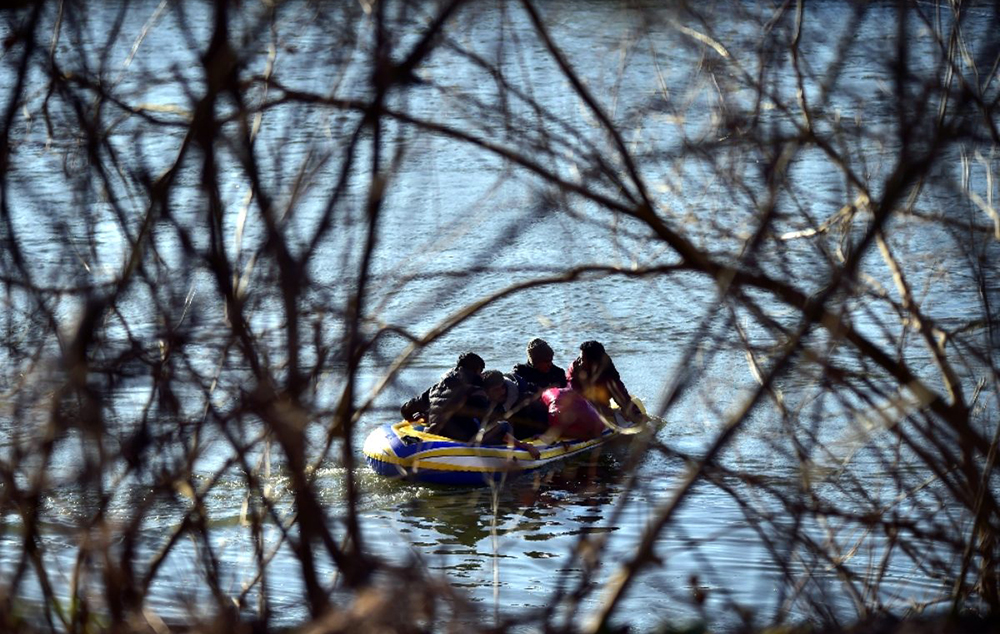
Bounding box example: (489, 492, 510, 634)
(477, 370, 541, 459)
(483, 366, 542, 439)
(507, 338, 568, 438)
(399, 360, 539, 457)
(540, 386, 606, 439)
(566, 340, 645, 426)
(399, 351, 484, 430)
(511, 338, 567, 392)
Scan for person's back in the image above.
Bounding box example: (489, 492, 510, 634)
(437, 370, 521, 445)
(425, 365, 478, 433)
(432, 383, 490, 442)
(399, 352, 485, 433)
(541, 386, 606, 439)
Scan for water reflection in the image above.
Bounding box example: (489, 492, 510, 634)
(357, 446, 634, 626)
(389, 444, 624, 549)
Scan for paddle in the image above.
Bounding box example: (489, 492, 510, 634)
(594, 397, 652, 436)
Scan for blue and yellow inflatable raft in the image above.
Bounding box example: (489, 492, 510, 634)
(363, 400, 645, 486)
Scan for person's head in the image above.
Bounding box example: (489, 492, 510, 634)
(579, 340, 607, 366)
(481, 370, 506, 403)
(457, 352, 485, 377)
(526, 338, 554, 373)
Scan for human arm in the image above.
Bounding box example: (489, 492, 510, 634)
(400, 388, 431, 421)
(508, 433, 541, 460)
(605, 365, 645, 425)
(566, 358, 583, 391)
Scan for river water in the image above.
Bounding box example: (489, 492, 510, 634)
(1, 0, 998, 631)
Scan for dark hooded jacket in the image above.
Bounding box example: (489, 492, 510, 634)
(429, 381, 517, 444)
(400, 365, 484, 439)
(433, 388, 492, 442)
(506, 364, 566, 438)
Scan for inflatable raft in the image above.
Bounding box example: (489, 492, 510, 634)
(363, 401, 644, 486)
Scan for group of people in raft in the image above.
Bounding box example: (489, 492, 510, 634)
(400, 339, 647, 459)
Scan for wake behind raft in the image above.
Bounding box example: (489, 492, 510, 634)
(363, 398, 647, 486)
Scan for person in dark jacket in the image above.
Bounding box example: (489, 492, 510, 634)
(506, 338, 567, 438)
(566, 340, 645, 425)
(403, 368, 538, 458)
(399, 352, 484, 434)
(511, 338, 567, 394)
(475, 370, 540, 458)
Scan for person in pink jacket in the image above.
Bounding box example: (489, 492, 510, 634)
(540, 341, 645, 440)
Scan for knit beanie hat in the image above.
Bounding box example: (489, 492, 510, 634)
(526, 338, 554, 362)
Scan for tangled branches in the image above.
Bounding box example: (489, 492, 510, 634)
(0, 0, 998, 632)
